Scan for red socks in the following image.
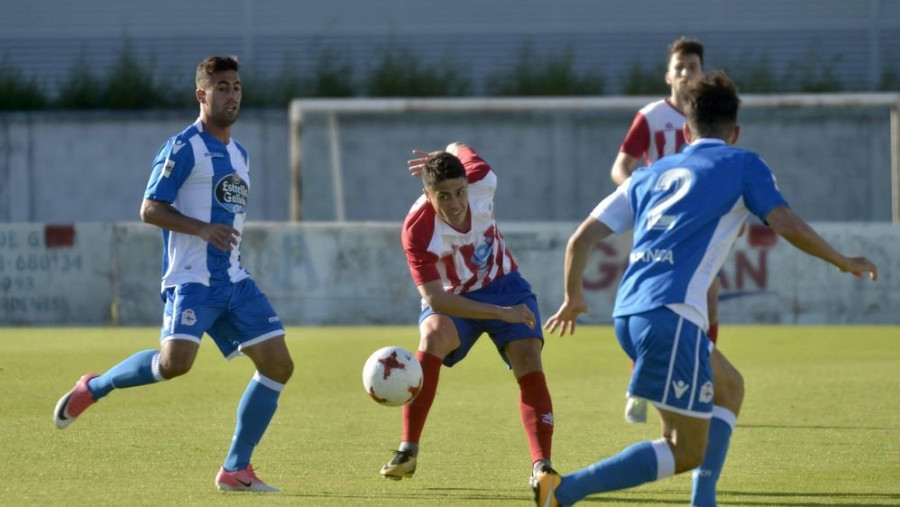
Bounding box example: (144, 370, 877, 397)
(708, 322, 719, 345)
(401, 351, 442, 444)
(400, 352, 554, 466)
(517, 371, 554, 463)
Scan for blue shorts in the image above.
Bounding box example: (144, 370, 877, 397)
(614, 307, 714, 418)
(418, 271, 543, 368)
(161, 278, 285, 360)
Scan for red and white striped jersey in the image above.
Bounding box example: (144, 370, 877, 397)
(620, 98, 687, 165)
(402, 146, 518, 295)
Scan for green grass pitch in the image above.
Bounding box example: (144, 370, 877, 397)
(2, 326, 898, 505)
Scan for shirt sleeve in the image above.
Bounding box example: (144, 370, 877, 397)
(590, 179, 634, 234)
(620, 113, 651, 160)
(741, 154, 790, 221)
(401, 207, 441, 286)
(454, 145, 492, 184)
(144, 137, 193, 203)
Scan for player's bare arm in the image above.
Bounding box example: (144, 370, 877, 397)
(545, 217, 615, 336)
(764, 205, 878, 280)
(610, 152, 640, 186)
(140, 198, 239, 252)
(417, 280, 536, 328)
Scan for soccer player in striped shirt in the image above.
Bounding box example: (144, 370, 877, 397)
(53, 56, 292, 492)
(381, 143, 556, 482)
(535, 71, 877, 506)
(610, 37, 723, 424)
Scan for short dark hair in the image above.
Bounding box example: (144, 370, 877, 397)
(196, 56, 239, 88)
(668, 37, 704, 66)
(423, 152, 466, 189)
(683, 70, 741, 139)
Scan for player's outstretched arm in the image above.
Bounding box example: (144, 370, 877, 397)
(407, 143, 468, 178)
(545, 217, 615, 336)
(445, 142, 467, 156)
(140, 198, 239, 251)
(417, 280, 536, 328)
(764, 206, 878, 281)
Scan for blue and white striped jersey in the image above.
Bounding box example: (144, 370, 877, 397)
(591, 138, 788, 329)
(144, 119, 251, 291)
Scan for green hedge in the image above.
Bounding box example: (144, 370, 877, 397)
(0, 42, 895, 110)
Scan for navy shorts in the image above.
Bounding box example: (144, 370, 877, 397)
(161, 278, 285, 360)
(418, 271, 543, 368)
(614, 306, 714, 418)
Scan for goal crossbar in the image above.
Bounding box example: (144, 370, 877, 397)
(289, 93, 900, 222)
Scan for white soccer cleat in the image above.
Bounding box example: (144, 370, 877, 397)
(530, 471, 561, 507)
(624, 396, 648, 424)
(380, 450, 417, 480)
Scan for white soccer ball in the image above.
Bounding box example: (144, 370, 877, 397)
(362, 346, 423, 407)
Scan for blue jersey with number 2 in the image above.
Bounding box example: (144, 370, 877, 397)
(592, 139, 788, 329)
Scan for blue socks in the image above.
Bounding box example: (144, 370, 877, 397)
(691, 406, 737, 507)
(85, 351, 283, 473)
(87, 349, 164, 399)
(223, 372, 284, 471)
(556, 439, 674, 505)
(555, 406, 736, 506)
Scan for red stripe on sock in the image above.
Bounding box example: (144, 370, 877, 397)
(517, 370, 554, 463)
(401, 351, 442, 444)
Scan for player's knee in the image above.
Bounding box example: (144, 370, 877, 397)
(419, 329, 458, 358)
(675, 447, 706, 473)
(258, 356, 294, 384)
(273, 356, 295, 383)
(672, 441, 707, 473)
(506, 339, 543, 374)
(158, 355, 194, 379)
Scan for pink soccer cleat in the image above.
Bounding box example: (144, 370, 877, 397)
(215, 465, 279, 492)
(54, 374, 99, 429)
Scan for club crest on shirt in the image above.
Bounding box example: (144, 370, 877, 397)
(470, 235, 494, 270)
(215, 173, 249, 214)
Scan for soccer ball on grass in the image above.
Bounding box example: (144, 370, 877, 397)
(362, 346, 423, 407)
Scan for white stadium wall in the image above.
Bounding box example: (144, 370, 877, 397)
(0, 107, 895, 223)
(0, 224, 115, 324)
(0, 222, 896, 326)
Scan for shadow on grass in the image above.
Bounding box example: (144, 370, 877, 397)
(580, 497, 685, 504)
(738, 423, 896, 431)
(278, 488, 526, 502)
(275, 489, 900, 506)
(716, 489, 900, 506)
(577, 490, 900, 506)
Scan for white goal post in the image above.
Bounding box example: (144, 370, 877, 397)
(289, 93, 900, 222)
